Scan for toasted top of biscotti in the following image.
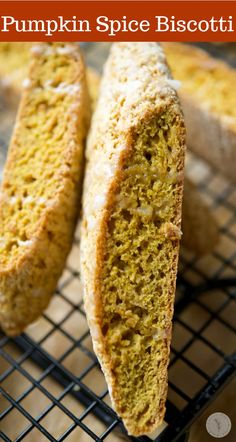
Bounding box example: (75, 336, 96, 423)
(163, 42, 236, 129)
(0, 42, 89, 270)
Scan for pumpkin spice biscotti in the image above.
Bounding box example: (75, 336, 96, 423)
(81, 42, 186, 436)
(84, 67, 218, 257)
(0, 42, 90, 336)
(163, 42, 236, 183)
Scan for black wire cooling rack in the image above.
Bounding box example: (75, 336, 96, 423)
(0, 43, 236, 442)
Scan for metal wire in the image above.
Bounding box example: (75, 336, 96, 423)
(0, 153, 235, 442)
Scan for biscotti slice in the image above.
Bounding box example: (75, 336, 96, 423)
(163, 42, 236, 183)
(182, 178, 218, 256)
(81, 42, 185, 436)
(0, 42, 90, 336)
(84, 68, 218, 257)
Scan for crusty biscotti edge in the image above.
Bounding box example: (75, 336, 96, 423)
(81, 43, 186, 436)
(163, 42, 236, 183)
(0, 43, 90, 336)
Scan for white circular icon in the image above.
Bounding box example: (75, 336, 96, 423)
(206, 412, 231, 438)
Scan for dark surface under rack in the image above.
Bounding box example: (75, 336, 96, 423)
(0, 43, 236, 442)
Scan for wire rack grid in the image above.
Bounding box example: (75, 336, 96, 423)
(0, 43, 236, 442)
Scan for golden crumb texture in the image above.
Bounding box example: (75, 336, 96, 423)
(0, 42, 90, 336)
(81, 42, 186, 436)
(163, 42, 236, 183)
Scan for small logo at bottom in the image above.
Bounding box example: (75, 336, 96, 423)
(206, 412, 231, 438)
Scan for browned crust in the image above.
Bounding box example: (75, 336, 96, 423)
(81, 42, 186, 436)
(0, 43, 90, 335)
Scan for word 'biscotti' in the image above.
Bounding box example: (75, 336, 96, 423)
(0, 42, 90, 336)
(81, 42, 186, 436)
(163, 42, 236, 183)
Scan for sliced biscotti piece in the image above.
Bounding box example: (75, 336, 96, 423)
(0, 42, 90, 336)
(182, 178, 218, 256)
(163, 42, 236, 183)
(83, 68, 218, 256)
(81, 42, 185, 436)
